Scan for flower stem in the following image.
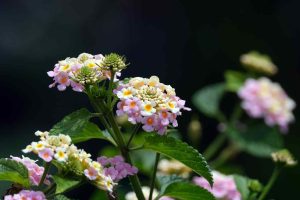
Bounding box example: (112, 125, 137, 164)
(258, 165, 281, 200)
(149, 153, 160, 200)
(39, 162, 51, 187)
(210, 144, 239, 169)
(88, 94, 119, 145)
(43, 183, 56, 194)
(87, 89, 145, 200)
(105, 111, 145, 200)
(203, 133, 227, 160)
(126, 124, 141, 148)
(107, 71, 115, 108)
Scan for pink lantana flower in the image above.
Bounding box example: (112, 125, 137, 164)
(48, 53, 122, 92)
(4, 190, 46, 200)
(84, 167, 99, 180)
(97, 155, 138, 182)
(193, 171, 241, 200)
(38, 148, 54, 162)
(11, 156, 50, 186)
(114, 76, 190, 134)
(238, 78, 296, 133)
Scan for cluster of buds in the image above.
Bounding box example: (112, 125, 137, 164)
(125, 186, 173, 200)
(11, 156, 50, 186)
(47, 53, 125, 92)
(157, 159, 192, 178)
(97, 156, 138, 182)
(193, 171, 241, 200)
(4, 190, 46, 200)
(114, 76, 191, 134)
(238, 78, 296, 132)
(240, 51, 278, 75)
(271, 149, 297, 167)
(22, 131, 115, 192)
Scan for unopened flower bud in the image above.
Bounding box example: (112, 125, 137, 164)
(271, 149, 297, 167)
(248, 179, 263, 192)
(116, 115, 129, 126)
(188, 116, 202, 142)
(73, 66, 101, 85)
(240, 51, 278, 75)
(102, 53, 127, 72)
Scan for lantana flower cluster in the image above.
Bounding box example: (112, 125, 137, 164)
(22, 131, 115, 192)
(238, 78, 296, 132)
(157, 159, 192, 178)
(11, 156, 50, 186)
(115, 76, 191, 134)
(47, 53, 123, 92)
(193, 171, 241, 200)
(97, 155, 138, 182)
(4, 190, 46, 200)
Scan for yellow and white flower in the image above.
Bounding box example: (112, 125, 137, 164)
(117, 87, 135, 99)
(141, 101, 156, 116)
(54, 147, 68, 162)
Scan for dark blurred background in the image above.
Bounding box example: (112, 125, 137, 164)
(0, 0, 299, 199)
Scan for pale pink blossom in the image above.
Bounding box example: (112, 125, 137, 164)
(97, 155, 138, 182)
(193, 171, 241, 200)
(114, 76, 190, 134)
(84, 167, 99, 180)
(11, 156, 50, 186)
(48, 53, 117, 92)
(4, 190, 46, 200)
(38, 148, 54, 162)
(238, 78, 296, 132)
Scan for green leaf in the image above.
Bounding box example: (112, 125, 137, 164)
(49, 108, 114, 144)
(227, 124, 284, 157)
(157, 182, 215, 200)
(53, 175, 81, 194)
(192, 83, 225, 118)
(157, 175, 186, 193)
(131, 150, 156, 175)
(224, 70, 247, 92)
(0, 158, 30, 187)
(233, 174, 263, 200)
(233, 174, 250, 200)
(144, 135, 213, 185)
(53, 195, 72, 200)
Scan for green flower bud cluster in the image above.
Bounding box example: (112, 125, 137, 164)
(240, 51, 278, 75)
(102, 53, 127, 72)
(248, 179, 263, 192)
(271, 149, 297, 167)
(73, 66, 101, 85)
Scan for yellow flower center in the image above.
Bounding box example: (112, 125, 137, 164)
(61, 64, 70, 71)
(144, 104, 152, 112)
(58, 151, 65, 158)
(87, 62, 96, 68)
(123, 90, 132, 96)
(168, 102, 175, 109)
(130, 101, 136, 108)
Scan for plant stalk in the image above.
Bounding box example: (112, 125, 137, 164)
(203, 133, 227, 160)
(90, 96, 145, 200)
(258, 165, 281, 200)
(210, 144, 240, 169)
(126, 124, 141, 148)
(149, 153, 160, 200)
(105, 111, 145, 200)
(39, 162, 51, 187)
